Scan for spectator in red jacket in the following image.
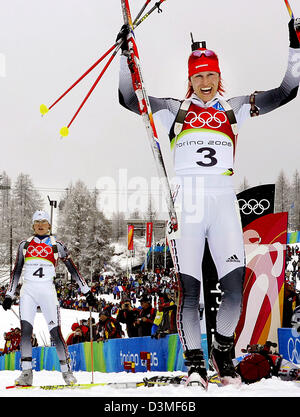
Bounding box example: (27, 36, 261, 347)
(66, 324, 87, 346)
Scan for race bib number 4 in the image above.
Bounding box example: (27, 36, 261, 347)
(24, 259, 55, 282)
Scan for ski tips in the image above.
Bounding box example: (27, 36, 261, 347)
(40, 104, 49, 116)
(60, 126, 69, 138)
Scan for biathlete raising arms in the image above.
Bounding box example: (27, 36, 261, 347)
(118, 18, 300, 387)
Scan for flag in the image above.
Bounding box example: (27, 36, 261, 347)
(146, 222, 153, 248)
(128, 225, 134, 251)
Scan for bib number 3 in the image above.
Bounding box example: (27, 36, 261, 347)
(196, 147, 217, 167)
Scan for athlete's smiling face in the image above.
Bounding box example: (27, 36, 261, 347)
(189, 71, 220, 103)
(33, 220, 50, 235)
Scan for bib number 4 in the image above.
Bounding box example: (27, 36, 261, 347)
(33, 267, 45, 279)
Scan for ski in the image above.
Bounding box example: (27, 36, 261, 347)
(121, 0, 178, 233)
(5, 373, 243, 391)
(6, 381, 145, 390)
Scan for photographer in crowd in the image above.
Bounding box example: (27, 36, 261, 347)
(116, 299, 139, 338)
(134, 296, 156, 337)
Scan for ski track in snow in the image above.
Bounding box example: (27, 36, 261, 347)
(0, 370, 300, 398)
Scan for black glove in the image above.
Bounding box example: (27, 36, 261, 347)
(85, 291, 97, 307)
(289, 19, 300, 49)
(116, 24, 130, 53)
(2, 296, 13, 311)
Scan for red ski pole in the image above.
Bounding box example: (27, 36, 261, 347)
(40, 43, 117, 116)
(59, 43, 121, 137)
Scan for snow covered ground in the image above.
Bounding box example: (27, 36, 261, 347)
(1, 369, 300, 398)
(0, 245, 299, 399)
(0, 297, 299, 398)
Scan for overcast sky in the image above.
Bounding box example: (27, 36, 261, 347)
(1, 0, 299, 218)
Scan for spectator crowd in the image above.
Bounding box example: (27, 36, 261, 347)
(0, 267, 179, 351)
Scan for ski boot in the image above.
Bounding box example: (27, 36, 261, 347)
(184, 348, 208, 389)
(15, 369, 33, 386)
(62, 371, 77, 386)
(210, 333, 241, 386)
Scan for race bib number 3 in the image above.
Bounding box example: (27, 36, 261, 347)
(174, 130, 234, 172)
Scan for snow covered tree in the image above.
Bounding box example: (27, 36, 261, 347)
(290, 170, 300, 231)
(111, 211, 126, 240)
(57, 181, 113, 281)
(0, 171, 12, 275)
(275, 170, 290, 213)
(11, 173, 44, 247)
(238, 177, 250, 193)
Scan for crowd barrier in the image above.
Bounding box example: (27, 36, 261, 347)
(278, 328, 300, 365)
(0, 334, 202, 373)
(2, 329, 297, 372)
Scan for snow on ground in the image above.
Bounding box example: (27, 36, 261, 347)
(0, 243, 299, 398)
(0, 369, 300, 398)
(0, 302, 299, 398)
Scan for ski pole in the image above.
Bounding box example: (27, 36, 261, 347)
(134, 0, 166, 27)
(132, 0, 152, 26)
(40, 0, 166, 118)
(89, 307, 94, 384)
(40, 43, 117, 116)
(121, 0, 178, 232)
(11, 307, 20, 320)
(59, 42, 122, 137)
(283, 0, 294, 19)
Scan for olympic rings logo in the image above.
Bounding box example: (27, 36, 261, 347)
(27, 245, 52, 258)
(238, 198, 270, 215)
(184, 110, 227, 129)
(287, 337, 300, 364)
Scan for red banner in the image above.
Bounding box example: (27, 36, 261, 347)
(234, 212, 288, 356)
(146, 222, 153, 248)
(127, 225, 134, 251)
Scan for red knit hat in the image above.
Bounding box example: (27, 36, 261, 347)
(188, 48, 220, 78)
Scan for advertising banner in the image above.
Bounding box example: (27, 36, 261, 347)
(235, 212, 288, 356)
(202, 184, 276, 354)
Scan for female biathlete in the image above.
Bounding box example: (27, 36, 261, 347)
(2, 210, 96, 386)
(118, 19, 300, 388)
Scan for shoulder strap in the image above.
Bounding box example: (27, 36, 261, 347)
(23, 236, 35, 258)
(169, 99, 191, 140)
(50, 235, 59, 261)
(174, 99, 191, 136)
(218, 99, 238, 136)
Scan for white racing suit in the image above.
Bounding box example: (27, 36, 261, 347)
(6, 234, 90, 372)
(119, 45, 300, 352)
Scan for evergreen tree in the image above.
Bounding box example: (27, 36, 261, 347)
(57, 181, 113, 280)
(0, 172, 12, 275)
(238, 177, 250, 193)
(275, 170, 290, 213)
(11, 173, 44, 248)
(290, 170, 300, 231)
(111, 211, 126, 240)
